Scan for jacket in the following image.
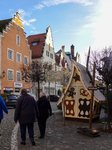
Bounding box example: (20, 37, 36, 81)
(0, 96, 8, 120)
(14, 94, 39, 124)
(37, 96, 52, 119)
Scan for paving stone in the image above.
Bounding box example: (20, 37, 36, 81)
(1, 103, 112, 150)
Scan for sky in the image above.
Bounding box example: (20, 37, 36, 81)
(0, 0, 112, 65)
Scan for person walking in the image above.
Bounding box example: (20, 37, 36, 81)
(0, 95, 8, 136)
(37, 92, 52, 139)
(14, 88, 39, 145)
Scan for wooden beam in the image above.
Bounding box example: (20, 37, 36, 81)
(89, 62, 96, 129)
(86, 46, 90, 72)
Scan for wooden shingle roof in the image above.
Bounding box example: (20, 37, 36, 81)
(57, 60, 105, 105)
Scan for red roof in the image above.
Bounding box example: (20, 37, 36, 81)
(55, 54, 60, 65)
(27, 33, 46, 58)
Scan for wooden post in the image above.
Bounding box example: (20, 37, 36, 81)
(86, 46, 90, 72)
(63, 74, 65, 125)
(63, 89, 65, 125)
(89, 63, 96, 129)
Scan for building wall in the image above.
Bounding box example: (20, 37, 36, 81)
(42, 27, 60, 96)
(1, 22, 31, 93)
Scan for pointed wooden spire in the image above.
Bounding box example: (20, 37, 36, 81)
(86, 46, 90, 72)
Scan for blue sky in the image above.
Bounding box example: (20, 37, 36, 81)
(0, 0, 112, 65)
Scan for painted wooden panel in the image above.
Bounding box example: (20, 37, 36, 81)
(65, 86, 76, 117)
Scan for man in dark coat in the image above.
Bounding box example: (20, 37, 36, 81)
(14, 88, 39, 145)
(37, 92, 52, 138)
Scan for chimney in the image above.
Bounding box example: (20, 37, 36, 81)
(62, 45, 65, 52)
(71, 44, 74, 58)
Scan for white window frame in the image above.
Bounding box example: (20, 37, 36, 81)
(24, 56, 29, 66)
(8, 69, 14, 81)
(16, 34, 20, 46)
(7, 48, 14, 61)
(24, 73, 29, 83)
(50, 53, 53, 59)
(16, 52, 22, 63)
(46, 51, 49, 57)
(16, 71, 22, 82)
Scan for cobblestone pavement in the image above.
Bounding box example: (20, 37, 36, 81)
(17, 103, 112, 150)
(0, 108, 16, 150)
(1, 103, 112, 150)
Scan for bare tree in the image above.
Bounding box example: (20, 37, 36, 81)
(88, 47, 112, 132)
(20, 60, 52, 99)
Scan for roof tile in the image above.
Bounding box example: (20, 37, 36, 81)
(27, 33, 46, 58)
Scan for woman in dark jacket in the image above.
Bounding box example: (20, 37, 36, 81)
(37, 92, 52, 138)
(14, 88, 39, 145)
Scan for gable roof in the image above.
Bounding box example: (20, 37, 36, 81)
(57, 60, 105, 105)
(0, 18, 12, 33)
(55, 54, 60, 65)
(56, 49, 62, 55)
(27, 33, 46, 58)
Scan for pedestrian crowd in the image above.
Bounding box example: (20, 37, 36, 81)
(0, 88, 52, 146)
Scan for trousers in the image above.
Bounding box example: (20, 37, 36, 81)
(38, 118, 47, 137)
(20, 123, 34, 141)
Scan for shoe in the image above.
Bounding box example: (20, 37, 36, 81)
(30, 138, 35, 145)
(39, 135, 44, 139)
(20, 141, 26, 145)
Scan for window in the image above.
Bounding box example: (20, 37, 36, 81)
(24, 73, 29, 83)
(16, 34, 20, 45)
(17, 52, 21, 63)
(17, 71, 21, 82)
(31, 41, 38, 46)
(8, 69, 14, 81)
(24, 56, 29, 65)
(50, 53, 53, 59)
(8, 48, 14, 60)
(49, 43, 50, 51)
(46, 51, 49, 57)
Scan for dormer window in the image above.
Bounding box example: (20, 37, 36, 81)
(31, 41, 38, 46)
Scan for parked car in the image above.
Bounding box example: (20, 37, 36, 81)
(47, 95, 60, 102)
(28, 93, 36, 100)
(11, 92, 21, 99)
(4, 94, 18, 108)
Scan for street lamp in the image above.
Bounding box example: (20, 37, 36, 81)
(0, 71, 6, 78)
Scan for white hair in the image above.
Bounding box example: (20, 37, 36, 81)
(40, 92, 45, 97)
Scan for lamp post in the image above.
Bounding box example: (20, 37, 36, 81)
(0, 71, 6, 78)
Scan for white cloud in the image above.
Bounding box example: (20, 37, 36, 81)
(18, 9, 26, 19)
(33, 4, 44, 9)
(81, 0, 112, 51)
(92, 0, 112, 49)
(18, 9, 36, 28)
(30, 30, 40, 34)
(34, 0, 93, 10)
(32, 27, 36, 30)
(9, 9, 14, 12)
(22, 20, 30, 26)
(42, 0, 93, 6)
(29, 19, 36, 23)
